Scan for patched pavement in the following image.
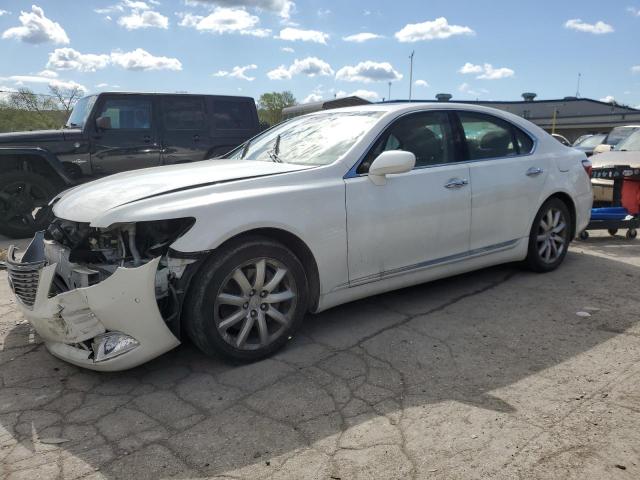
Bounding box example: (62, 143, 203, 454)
(1, 233, 639, 479)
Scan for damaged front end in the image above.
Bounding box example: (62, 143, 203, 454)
(6, 217, 202, 371)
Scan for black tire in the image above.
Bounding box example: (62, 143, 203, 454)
(0, 171, 58, 238)
(525, 198, 572, 272)
(183, 236, 309, 362)
(579, 230, 589, 240)
(626, 229, 637, 240)
(608, 228, 618, 236)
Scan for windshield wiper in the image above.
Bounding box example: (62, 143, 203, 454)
(268, 134, 282, 163)
(240, 139, 252, 159)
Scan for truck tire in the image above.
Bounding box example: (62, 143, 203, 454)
(0, 171, 58, 238)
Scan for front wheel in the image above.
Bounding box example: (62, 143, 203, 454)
(0, 171, 58, 238)
(525, 198, 571, 272)
(184, 237, 309, 362)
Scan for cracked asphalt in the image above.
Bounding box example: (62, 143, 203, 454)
(1, 233, 639, 479)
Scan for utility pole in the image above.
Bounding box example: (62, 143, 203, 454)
(575, 73, 581, 98)
(388, 81, 392, 101)
(408, 51, 415, 100)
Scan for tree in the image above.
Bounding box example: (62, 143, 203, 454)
(257, 91, 296, 126)
(0, 85, 82, 132)
(49, 84, 83, 114)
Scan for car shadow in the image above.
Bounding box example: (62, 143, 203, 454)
(1, 249, 639, 478)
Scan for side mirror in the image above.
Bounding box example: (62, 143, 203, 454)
(95, 116, 112, 130)
(368, 150, 416, 185)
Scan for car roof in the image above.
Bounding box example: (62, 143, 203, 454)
(90, 92, 255, 101)
(306, 101, 529, 116)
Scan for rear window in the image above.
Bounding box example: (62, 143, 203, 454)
(162, 97, 206, 130)
(213, 101, 254, 130)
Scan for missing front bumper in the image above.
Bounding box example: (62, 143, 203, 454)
(7, 234, 180, 371)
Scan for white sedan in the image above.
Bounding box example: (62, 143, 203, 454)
(7, 103, 593, 371)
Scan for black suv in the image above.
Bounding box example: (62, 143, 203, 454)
(0, 92, 259, 238)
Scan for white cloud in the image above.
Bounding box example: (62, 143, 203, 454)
(395, 17, 474, 42)
(178, 8, 270, 36)
(281, 46, 294, 52)
(628, 7, 640, 16)
(0, 10, 10, 16)
(118, 10, 169, 29)
(2, 5, 69, 44)
(0, 74, 86, 92)
(335, 61, 402, 83)
(96, 83, 109, 88)
(276, 27, 328, 44)
(342, 32, 382, 43)
(213, 64, 257, 81)
(459, 63, 514, 80)
(349, 89, 379, 101)
(302, 92, 322, 103)
(110, 48, 182, 71)
(414, 79, 429, 87)
(632, 65, 640, 73)
(457, 82, 490, 97)
(123, 0, 150, 9)
(37, 69, 58, 78)
(267, 56, 333, 80)
(600, 95, 616, 103)
(564, 19, 614, 34)
(47, 48, 111, 72)
(459, 62, 483, 74)
(184, 0, 294, 20)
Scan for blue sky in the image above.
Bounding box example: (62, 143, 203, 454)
(0, 0, 638, 107)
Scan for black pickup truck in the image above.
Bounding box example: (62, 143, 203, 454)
(0, 92, 260, 238)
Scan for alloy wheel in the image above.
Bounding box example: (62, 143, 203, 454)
(214, 258, 297, 350)
(536, 207, 567, 264)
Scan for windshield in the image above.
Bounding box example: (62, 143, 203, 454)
(65, 95, 97, 128)
(574, 134, 606, 148)
(606, 126, 640, 147)
(616, 130, 640, 151)
(226, 111, 385, 166)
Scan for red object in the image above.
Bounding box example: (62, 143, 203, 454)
(582, 159, 592, 177)
(621, 179, 640, 215)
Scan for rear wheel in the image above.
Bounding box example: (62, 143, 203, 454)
(526, 198, 571, 272)
(608, 228, 618, 236)
(184, 237, 309, 362)
(0, 171, 57, 238)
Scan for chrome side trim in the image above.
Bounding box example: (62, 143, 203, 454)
(337, 238, 520, 291)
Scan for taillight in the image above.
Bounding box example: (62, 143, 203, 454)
(582, 159, 592, 177)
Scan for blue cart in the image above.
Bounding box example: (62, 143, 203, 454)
(579, 206, 639, 240)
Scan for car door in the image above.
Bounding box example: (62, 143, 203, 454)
(90, 95, 161, 175)
(455, 111, 549, 250)
(160, 96, 213, 165)
(345, 111, 472, 284)
(209, 98, 259, 157)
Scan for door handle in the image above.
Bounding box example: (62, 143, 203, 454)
(193, 134, 200, 142)
(143, 135, 151, 143)
(526, 167, 543, 176)
(444, 178, 469, 189)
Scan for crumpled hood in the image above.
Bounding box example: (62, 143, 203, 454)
(592, 151, 640, 169)
(53, 159, 313, 223)
(0, 128, 74, 144)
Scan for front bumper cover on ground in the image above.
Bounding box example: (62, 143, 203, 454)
(7, 234, 180, 371)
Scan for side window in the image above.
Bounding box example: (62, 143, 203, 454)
(515, 128, 534, 154)
(96, 98, 152, 130)
(358, 111, 454, 173)
(459, 112, 518, 160)
(162, 97, 205, 130)
(213, 101, 253, 130)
